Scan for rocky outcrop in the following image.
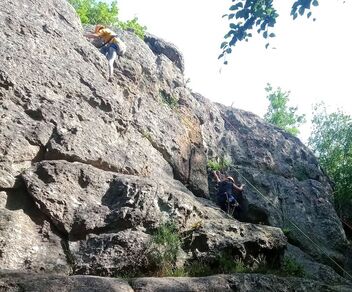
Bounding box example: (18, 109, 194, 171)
(1, 271, 350, 292)
(193, 93, 350, 269)
(131, 274, 352, 292)
(285, 244, 350, 286)
(0, 190, 69, 274)
(0, 271, 133, 292)
(0, 0, 351, 289)
(144, 33, 185, 73)
(20, 160, 286, 276)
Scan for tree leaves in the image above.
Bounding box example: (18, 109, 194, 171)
(220, 0, 321, 63)
(308, 104, 352, 220)
(68, 0, 119, 25)
(263, 83, 306, 136)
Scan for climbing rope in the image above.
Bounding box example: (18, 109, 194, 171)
(341, 218, 352, 233)
(160, 102, 352, 279)
(220, 112, 352, 281)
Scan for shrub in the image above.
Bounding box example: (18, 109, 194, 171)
(216, 253, 249, 274)
(280, 257, 305, 277)
(68, 0, 146, 38)
(185, 260, 213, 277)
(185, 253, 250, 277)
(159, 90, 178, 109)
(148, 222, 182, 276)
(207, 157, 231, 172)
(282, 227, 291, 237)
(68, 0, 118, 25)
(118, 17, 147, 39)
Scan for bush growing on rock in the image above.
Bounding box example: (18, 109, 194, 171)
(159, 90, 179, 109)
(280, 257, 305, 277)
(147, 222, 183, 277)
(118, 17, 147, 39)
(68, 0, 146, 38)
(68, 0, 118, 25)
(207, 157, 231, 172)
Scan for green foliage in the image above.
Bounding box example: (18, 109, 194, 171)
(280, 257, 305, 277)
(185, 260, 213, 277)
(220, 0, 320, 62)
(118, 17, 147, 39)
(148, 222, 182, 276)
(207, 157, 231, 172)
(68, 0, 146, 37)
(141, 130, 152, 143)
(264, 83, 306, 136)
(281, 227, 291, 237)
(68, 0, 118, 25)
(308, 104, 352, 220)
(216, 253, 249, 274)
(185, 254, 249, 277)
(160, 90, 178, 109)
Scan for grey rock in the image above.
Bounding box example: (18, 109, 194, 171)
(0, 270, 133, 292)
(285, 244, 351, 285)
(22, 160, 286, 276)
(144, 33, 185, 73)
(193, 93, 349, 268)
(2, 271, 350, 292)
(131, 274, 350, 292)
(1, 0, 208, 198)
(70, 229, 150, 276)
(0, 190, 69, 274)
(225, 273, 351, 292)
(0, 0, 350, 284)
(131, 275, 232, 292)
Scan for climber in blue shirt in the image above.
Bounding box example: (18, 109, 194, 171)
(213, 170, 244, 214)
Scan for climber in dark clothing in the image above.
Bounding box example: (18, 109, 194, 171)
(213, 171, 244, 215)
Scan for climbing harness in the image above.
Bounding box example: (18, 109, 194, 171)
(98, 34, 118, 49)
(226, 192, 239, 216)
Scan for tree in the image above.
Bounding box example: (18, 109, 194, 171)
(308, 104, 352, 221)
(68, 0, 118, 25)
(263, 83, 305, 136)
(118, 17, 147, 40)
(68, 0, 147, 38)
(219, 0, 320, 63)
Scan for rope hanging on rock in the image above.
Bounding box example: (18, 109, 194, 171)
(220, 112, 352, 281)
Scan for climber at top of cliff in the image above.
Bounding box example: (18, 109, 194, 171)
(213, 170, 245, 217)
(85, 24, 127, 82)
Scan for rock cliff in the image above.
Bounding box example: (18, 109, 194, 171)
(0, 0, 351, 290)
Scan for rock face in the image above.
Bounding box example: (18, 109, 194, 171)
(1, 271, 350, 292)
(0, 0, 351, 289)
(193, 94, 350, 268)
(21, 160, 286, 276)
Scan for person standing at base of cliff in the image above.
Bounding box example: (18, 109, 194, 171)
(213, 171, 245, 217)
(85, 25, 126, 82)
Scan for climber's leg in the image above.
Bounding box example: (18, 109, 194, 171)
(106, 45, 117, 81)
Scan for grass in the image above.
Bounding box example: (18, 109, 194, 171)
(160, 90, 178, 109)
(147, 222, 183, 277)
(279, 256, 305, 277)
(207, 157, 231, 172)
(143, 222, 306, 279)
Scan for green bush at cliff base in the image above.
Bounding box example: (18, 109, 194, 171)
(279, 257, 305, 277)
(148, 222, 182, 277)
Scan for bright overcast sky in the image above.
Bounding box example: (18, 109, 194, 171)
(116, 0, 352, 143)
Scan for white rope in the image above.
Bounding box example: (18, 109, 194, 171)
(232, 155, 352, 281)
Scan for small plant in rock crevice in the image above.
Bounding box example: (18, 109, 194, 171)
(159, 90, 178, 109)
(147, 222, 183, 277)
(207, 156, 231, 172)
(280, 256, 305, 277)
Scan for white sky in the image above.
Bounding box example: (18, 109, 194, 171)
(116, 0, 352, 143)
